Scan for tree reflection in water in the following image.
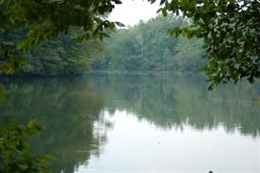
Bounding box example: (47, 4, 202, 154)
(0, 76, 112, 173)
(0, 74, 259, 173)
(86, 73, 260, 137)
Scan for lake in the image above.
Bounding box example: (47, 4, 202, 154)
(0, 73, 259, 173)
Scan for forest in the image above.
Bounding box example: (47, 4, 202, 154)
(91, 16, 205, 72)
(1, 1, 259, 173)
(1, 28, 104, 76)
(1, 16, 205, 76)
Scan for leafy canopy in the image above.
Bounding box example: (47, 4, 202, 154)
(152, 0, 260, 88)
(0, 119, 51, 173)
(0, 0, 123, 45)
(0, 0, 122, 73)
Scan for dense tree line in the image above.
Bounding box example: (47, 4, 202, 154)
(23, 34, 104, 76)
(1, 16, 206, 76)
(1, 28, 104, 76)
(91, 16, 205, 72)
(1, 0, 259, 85)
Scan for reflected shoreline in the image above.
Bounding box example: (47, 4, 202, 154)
(0, 73, 259, 172)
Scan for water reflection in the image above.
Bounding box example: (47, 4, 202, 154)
(0, 77, 111, 173)
(86, 73, 260, 137)
(0, 74, 259, 173)
(83, 110, 259, 173)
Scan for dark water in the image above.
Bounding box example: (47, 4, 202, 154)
(0, 74, 259, 173)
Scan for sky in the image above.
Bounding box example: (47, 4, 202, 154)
(108, 0, 160, 27)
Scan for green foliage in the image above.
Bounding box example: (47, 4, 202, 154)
(23, 34, 104, 76)
(0, 0, 121, 75)
(0, 41, 27, 74)
(0, 0, 121, 47)
(92, 16, 205, 72)
(151, 0, 260, 88)
(0, 119, 51, 173)
(1, 28, 105, 76)
(1, 0, 259, 85)
(0, 0, 259, 85)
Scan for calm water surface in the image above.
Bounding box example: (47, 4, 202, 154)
(0, 74, 259, 173)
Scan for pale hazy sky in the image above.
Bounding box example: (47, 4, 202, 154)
(108, 0, 160, 26)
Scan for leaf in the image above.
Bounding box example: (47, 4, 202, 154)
(27, 119, 37, 129)
(74, 35, 85, 42)
(162, 8, 167, 16)
(114, 0, 122, 4)
(115, 21, 125, 27)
